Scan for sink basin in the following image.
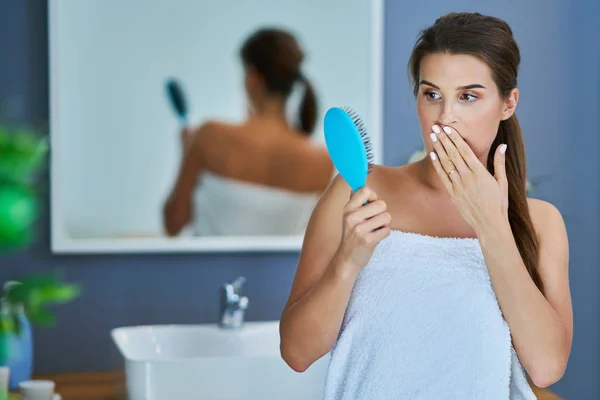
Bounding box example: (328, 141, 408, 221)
(111, 321, 330, 400)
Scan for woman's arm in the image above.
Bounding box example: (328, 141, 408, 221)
(279, 175, 390, 372)
(162, 125, 208, 236)
(279, 175, 354, 372)
(475, 199, 572, 388)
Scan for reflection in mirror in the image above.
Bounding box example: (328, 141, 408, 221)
(49, 0, 383, 253)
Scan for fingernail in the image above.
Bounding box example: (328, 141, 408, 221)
(430, 152, 437, 160)
(429, 133, 437, 142)
(443, 126, 452, 134)
(432, 125, 441, 134)
(500, 144, 507, 154)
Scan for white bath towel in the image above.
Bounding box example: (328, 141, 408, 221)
(323, 230, 537, 400)
(192, 171, 318, 236)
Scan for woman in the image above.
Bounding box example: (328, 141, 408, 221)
(280, 12, 572, 398)
(163, 27, 333, 236)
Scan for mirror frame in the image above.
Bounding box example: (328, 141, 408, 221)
(48, 0, 385, 254)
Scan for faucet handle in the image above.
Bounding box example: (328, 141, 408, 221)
(222, 276, 246, 295)
(221, 276, 247, 305)
(230, 276, 246, 294)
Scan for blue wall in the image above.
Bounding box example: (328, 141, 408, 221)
(1, 1, 598, 398)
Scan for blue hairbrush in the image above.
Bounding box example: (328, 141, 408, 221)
(165, 78, 189, 126)
(323, 106, 374, 192)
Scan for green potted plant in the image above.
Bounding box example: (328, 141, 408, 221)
(0, 118, 81, 398)
(0, 274, 80, 392)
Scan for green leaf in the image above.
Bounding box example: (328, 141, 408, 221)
(0, 125, 48, 183)
(25, 308, 55, 327)
(0, 316, 16, 335)
(0, 183, 38, 243)
(2, 272, 81, 329)
(36, 284, 81, 304)
(0, 227, 32, 251)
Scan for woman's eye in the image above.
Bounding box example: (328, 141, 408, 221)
(461, 93, 478, 102)
(425, 92, 440, 100)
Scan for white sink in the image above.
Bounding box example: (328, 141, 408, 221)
(111, 321, 330, 400)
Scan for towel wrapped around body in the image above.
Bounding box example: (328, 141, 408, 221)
(323, 230, 537, 400)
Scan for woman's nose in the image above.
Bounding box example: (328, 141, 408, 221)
(438, 105, 456, 126)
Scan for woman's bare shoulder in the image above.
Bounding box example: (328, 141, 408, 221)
(527, 198, 567, 238)
(190, 120, 257, 154)
(193, 120, 242, 139)
(366, 163, 417, 194)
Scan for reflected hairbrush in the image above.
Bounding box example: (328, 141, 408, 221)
(323, 106, 374, 192)
(165, 78, 188, 126)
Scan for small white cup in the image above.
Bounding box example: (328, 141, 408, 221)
(0, 367, 9, 393)
(19, 380, 55, 400)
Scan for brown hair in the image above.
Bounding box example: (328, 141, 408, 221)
(240, 27, 317, 136)
(408, 12, 543, 293)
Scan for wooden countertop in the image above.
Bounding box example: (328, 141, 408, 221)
(9, 371, 563, 400)
(10, 371, 125, 400)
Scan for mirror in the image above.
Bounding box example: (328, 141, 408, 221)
(49, 0, 383, 253)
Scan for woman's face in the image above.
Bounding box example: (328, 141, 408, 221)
(416, 52, 518, 161)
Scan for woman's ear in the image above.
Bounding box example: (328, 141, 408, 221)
(501, 88, 519, 121)
(245, 66, 263, 93)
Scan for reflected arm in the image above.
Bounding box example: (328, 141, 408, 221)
(162, 126, 206, 236)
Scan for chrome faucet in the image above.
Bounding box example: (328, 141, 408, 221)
(219, 276, 249, 329)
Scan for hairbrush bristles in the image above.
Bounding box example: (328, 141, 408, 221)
(341, 106, 374, 171)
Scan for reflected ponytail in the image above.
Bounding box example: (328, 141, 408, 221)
(297, 75, 317, 136)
